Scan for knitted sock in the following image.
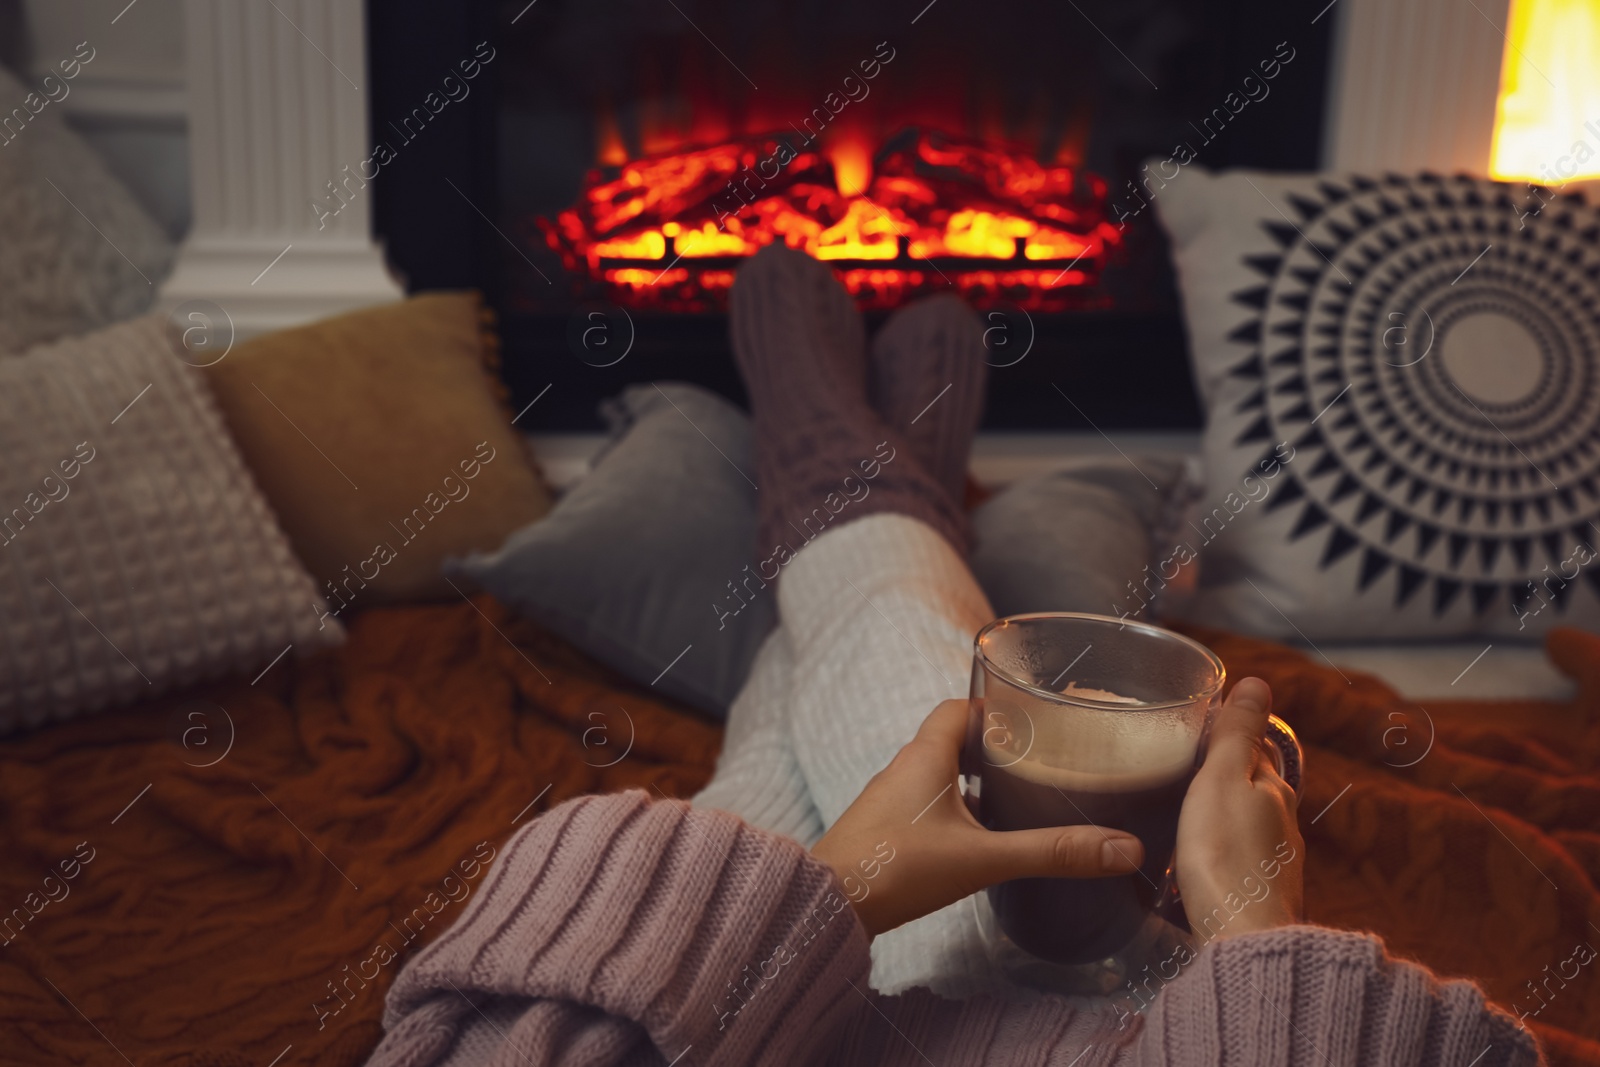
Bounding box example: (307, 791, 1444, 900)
(868, 294, 989, 505)
(729, 244, 968, 559)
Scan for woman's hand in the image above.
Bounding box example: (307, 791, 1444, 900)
(811, 698, 1145, 938)
(1175, 677, 1304, 941)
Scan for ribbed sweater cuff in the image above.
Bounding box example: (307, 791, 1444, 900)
(1143, 925, 1541, 1067)
(370, 794, 1544, 1067)
(377, 791, 872, 1066)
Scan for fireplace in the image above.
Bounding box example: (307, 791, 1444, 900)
(539, 127, 1122, 314)
(368, 0, 1333, 431)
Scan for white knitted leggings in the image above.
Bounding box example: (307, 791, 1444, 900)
(693, 513, 1001, 995)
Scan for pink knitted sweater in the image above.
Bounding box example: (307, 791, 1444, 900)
(367, 792, 1540, 1066)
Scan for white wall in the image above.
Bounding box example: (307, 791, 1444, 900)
(23, 0, 189, 235)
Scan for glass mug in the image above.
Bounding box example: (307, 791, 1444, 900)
(961, 612, 1302, 992)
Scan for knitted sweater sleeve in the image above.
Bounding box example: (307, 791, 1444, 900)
(365, 792, 1542, 1067)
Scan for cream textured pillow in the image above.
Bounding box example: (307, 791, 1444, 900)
(0, 316, 341, 733)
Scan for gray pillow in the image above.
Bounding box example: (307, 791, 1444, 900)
(0, 64, 173, 355)
(972, 456, 1194, 621)
(457, 385, 1192, 715)
(448, 382, 774, 718)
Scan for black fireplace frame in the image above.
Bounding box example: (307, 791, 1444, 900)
(368, 0, 1334, 433)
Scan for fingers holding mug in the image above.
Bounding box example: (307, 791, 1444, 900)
(1202, 677, 1274, 781)
(1177, 676, 1306, 940)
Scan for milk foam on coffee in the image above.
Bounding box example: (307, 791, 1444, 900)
(981, 695, 1201, 793)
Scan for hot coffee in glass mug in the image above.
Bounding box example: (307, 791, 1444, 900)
(962, 612, 1301, 985)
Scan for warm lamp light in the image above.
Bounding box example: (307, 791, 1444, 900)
(1488, 0, 1600, 183)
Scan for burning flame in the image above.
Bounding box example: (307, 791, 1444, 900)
(595, 104, 628, 168)
(1489, 0, 1600, 182)
(829, 136, 875, 197)
(541, 128, 1122, 311)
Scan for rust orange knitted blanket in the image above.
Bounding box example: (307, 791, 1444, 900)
(0, 598, 1593, 1065)
(1180, 623, 1600, 1067)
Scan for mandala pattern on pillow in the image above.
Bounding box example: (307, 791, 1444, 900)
(1162, 170, 1600, 639)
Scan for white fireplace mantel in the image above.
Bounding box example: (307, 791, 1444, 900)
(1322, 0, 1510, 176)
(156, 0, 402, 338)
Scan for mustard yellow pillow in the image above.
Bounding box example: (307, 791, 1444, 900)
(203, 292, 551, 607)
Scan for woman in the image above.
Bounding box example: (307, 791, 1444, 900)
(365, 247, 1538, 1066)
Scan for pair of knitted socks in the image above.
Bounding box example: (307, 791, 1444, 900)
(728, 244, 988, 561)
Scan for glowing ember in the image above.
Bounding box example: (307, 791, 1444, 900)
(538, 128, 1123, 311)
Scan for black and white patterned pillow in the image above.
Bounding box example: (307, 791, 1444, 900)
(1156, 167, 1600, 641)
